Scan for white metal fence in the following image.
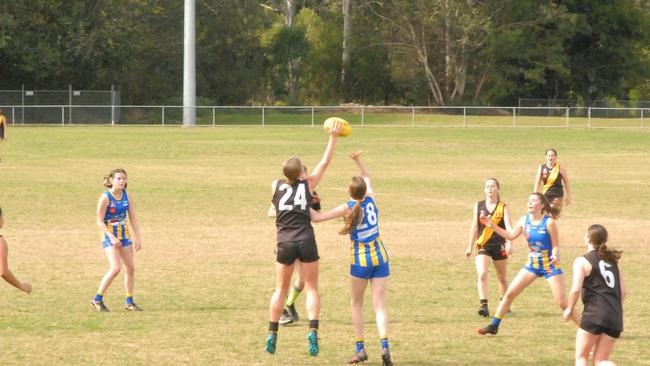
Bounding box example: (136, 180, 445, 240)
(0, 105, 647, 129)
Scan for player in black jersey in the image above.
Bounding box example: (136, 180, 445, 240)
(267, 164, 322, 326)
(265, 121, 342, 357)
(564, 224, 625, 366)
(0, 206, 32, 295)
(465, 178, 512, 318)
(534, 148, 572, 213)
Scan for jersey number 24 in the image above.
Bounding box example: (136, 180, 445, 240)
(278, 183, 307, 211)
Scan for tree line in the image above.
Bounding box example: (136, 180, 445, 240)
(1, 0, 649, 106)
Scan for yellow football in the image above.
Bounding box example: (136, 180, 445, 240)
(323, 117, 352, 137)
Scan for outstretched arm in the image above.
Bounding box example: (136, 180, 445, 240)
(0, 238, 31, 293)
(308, 122, 342, 191)
(310, 205, 346, 223)
(349, 150, 373, 196)
(481, 214, 524, 241)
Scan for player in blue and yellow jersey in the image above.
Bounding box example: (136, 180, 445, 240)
(0, 206, 32, 295)
(311, 151, 393, 366)
(534, 148, 572, 213)
(92, 168, 143, 312)
(465, 178, 512, 318)
(476, 192, 578, 335)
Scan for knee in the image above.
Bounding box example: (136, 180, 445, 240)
(478, 272, 488, 283)
(503, 290, 516, 302)
(350, 297, 363, 308)
(124, 265, 135, 276)
(108, 266, 121, 277)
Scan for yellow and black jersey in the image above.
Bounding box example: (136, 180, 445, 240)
(475, 200, 506, 248)
(541, 163, 563, 198)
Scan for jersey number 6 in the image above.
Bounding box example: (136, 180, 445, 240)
(598, 260, 616, 288)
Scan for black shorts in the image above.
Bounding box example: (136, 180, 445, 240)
(580, 320, 621, 339)
(477, 242, 508, 261)
(544, 188, 564, 201)
(276, 237, 319, 265)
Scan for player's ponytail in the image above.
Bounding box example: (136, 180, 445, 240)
(104, 168, 128, 189)
(339, 176, 367, 235)
(535, 192, 559, 219)
(588, 224, 622, 265)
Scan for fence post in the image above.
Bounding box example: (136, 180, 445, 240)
(641, 109, 644, 128)
(69, 84, 72, 124)
(588, 107, 591, 129)
(463, 107, 467, 128)
(61, 106, 65, 125)
(162, 107, 165, 125)
(361, 106, 365, 127)
(565, 107, 569, 129)
(412, 106, 415, 127)
(262, 106, 265, 127)
(311, 107, 315, 127)
(512, 107, 516, 127)
(212, 107, 216, 127)
(21, 84, 24, 124)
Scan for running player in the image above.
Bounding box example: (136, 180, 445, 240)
(534, 149, 572, 212)
(265, 122, 342, 356)
(92, 168, 143, 312)
(311, 151, 393, 366)
(465, 178, 512, 318)
(268, 164, 322, 326)
(0, 206, 32, 295)
(564, 224, 625, 366)
(476, 193, 578, 335)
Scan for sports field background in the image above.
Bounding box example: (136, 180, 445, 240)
(0, 125, 648, 365)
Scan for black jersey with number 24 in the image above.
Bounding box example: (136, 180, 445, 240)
(581, 251, 623, 332)
(272, 179, 315, 243)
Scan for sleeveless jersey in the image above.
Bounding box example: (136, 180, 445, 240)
(475, 200, 506, 247)
(541, 163, 563, 198)
(581, 251, 623, 331)
(0, 115, 5, 138)
(103, 190, 130, 241)
(272, 179, 314, 243)
(524, 214, 551, 258)
(348, 196, 379, 243)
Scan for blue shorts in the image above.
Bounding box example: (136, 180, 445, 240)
(523, 256, 562, 279)
(102, 238, 132, 249)
(350, 261, 390, 279)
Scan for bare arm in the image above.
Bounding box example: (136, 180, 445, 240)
(466, 203, 479, 258)
(619, 267, 627, 303)
(560, 165, 572, 206)
(127, 192, 142, 251)
(503, 205, 513, 255)
(482, 215, 524, 241)
(547, 218, 560, 265)
(563, 257, 589, 324)
(349, 150, 373, 196)
(308, 123, 342, 191)
(533, 165, 543, 193)
(310, 204, 346, 223)
(97, 194, 120, 247)
(0, 238, 31, 293)
(268, 180, 278, 218)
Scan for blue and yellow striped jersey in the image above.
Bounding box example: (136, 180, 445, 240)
(103, 190, 130, 241)
(348, 197, 388, 267)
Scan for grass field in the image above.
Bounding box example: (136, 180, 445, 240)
(0, 125, 649, 365)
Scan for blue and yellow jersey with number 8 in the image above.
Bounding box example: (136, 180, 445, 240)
(348, 197, 388, 267)
(102, 190, 131, 247)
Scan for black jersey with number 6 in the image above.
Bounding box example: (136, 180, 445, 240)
(581, 251, 623, 332)
(272, 179, 314, 243)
